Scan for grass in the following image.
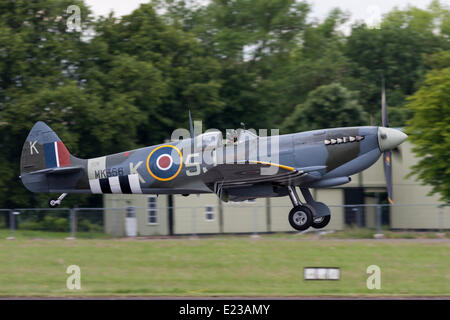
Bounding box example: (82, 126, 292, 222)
(316, 228, 450, 239)
(0, 228, 113, 239)
(1, 227, 448, 240)
(0, 235, 449, 297)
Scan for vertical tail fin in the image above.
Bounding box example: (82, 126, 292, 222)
(20, 121, 72, 174)
(20, 121, 77, 192)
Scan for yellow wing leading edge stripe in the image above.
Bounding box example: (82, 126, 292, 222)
(247, 160, 295, 172)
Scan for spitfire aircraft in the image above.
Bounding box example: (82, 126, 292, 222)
(20, 89, 407, 231)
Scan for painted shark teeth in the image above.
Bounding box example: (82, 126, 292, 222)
(324, 136, 364, 145)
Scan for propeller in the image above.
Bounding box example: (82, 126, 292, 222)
(381, 79, 393, 204)
(188, 110, 194, 140)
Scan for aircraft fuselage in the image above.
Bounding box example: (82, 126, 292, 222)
(21, 125, 389, 197)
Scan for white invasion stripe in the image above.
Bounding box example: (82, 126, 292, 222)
(54, 141, 60, 167)
(89, 179, 103, 194)
(129, 174, 142, 194)
(109, 176, 122, 194)
(88, 156, 106, 179)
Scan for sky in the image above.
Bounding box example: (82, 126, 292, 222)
(85, 0, 434, 25)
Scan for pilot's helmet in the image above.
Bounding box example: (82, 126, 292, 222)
(226, 129, 238, 143)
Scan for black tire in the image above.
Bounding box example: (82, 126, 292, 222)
(288, 205, 313, 231)
(311, 215, 331, 229)
(48, 199, 58, 208)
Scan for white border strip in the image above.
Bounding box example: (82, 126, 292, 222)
(89, 179, 103, 194)
(109, 176, 122, 194)
(129, 174, 142, 194)
(54, 141, 60, 168)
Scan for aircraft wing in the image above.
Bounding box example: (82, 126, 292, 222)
(201, 161, 326, 191)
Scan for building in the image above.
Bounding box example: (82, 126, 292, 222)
(103, 141, 449, 236)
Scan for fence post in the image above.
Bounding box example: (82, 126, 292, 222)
(266, 198, 271, 233)
(438, 205, 444, 233)
(113, 208, 118, 237)
(375, 204, 383, 236)
(252, 207, 258, 237)
(191, 207, 197, 237)
(8, 210, 15, 240)
(218, 200, 224, 234)
(354, 207, 362, 227)
(69, 208, 76, 239)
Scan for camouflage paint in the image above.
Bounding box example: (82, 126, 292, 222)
(21, 122, 382, 198)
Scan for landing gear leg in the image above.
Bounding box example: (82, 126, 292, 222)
(300, 188, 331, 229)
(287, 186, 313, 231)
(288, 186, 301, 207)
(49, 193, 68, 207)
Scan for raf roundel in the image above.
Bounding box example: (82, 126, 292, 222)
(156, 154, 173, 171)
(147, 145, 183, 181)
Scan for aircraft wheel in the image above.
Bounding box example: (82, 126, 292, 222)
(311, 215, 331, 229)
(288, 205, 313, 231)
(48, 199, 59, 208)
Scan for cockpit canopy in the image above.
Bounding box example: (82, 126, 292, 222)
(237, 129, 258, 143)
(195, 130, 223, 151)
(194, 129, 258, 151)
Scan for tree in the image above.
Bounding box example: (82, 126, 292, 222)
(0, 0, 97, 208)
(282, 83, 367, 133)
(405, 51, 450, 202)
(269, 8, 355, 127)
(192, 0, 310, 61)
(163, 0, 312, 131)
(90, 3, 224, 145)
(345, 1, 450, 125)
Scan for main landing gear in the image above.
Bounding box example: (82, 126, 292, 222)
(287, 186, 331, 231)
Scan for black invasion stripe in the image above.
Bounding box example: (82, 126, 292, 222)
(119, 175, 132, 194)
(99, 178, 112, 194)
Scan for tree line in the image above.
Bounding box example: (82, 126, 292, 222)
(0, 0, 449, 208)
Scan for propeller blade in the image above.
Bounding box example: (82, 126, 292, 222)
(188, 110, 194, 140)
(383, 150, 393, 204)
(381, 78, 388, 127)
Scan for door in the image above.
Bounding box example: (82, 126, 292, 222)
(125, 206, 137, 237)
(344, 188, 366, 227)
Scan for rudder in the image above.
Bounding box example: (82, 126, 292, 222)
(20, 121, 74, 192)
(20, 121, 72, 173)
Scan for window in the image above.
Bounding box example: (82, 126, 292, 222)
(205, 205, 215, 221)
(126, 206, 136, 218)
(147, 196, 158, 224)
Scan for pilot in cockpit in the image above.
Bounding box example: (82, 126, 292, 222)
(226, 129, 239, 144)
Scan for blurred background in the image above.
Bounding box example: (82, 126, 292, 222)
(0, 0, 449, 230)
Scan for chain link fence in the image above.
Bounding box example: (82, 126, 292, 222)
(0, 203, 448, 239)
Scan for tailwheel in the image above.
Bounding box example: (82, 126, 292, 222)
(288, 205, 313, 231)
(311, 215, 331, 229)
(48, 193, 68, 208)
(48, 199, 60, 207)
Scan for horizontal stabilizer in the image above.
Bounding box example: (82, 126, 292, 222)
(27, 165, 83, 175)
